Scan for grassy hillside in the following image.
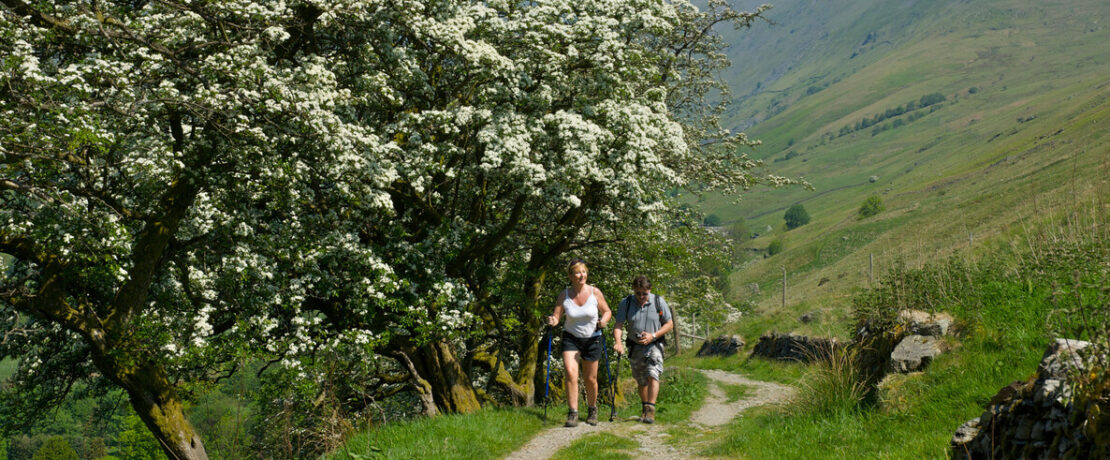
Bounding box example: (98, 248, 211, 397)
(696, 0, 1110, 333)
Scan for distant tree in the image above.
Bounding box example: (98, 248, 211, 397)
(784, 204, 811, 230)
(768, 239, 784, 256)
(727, 219, 751, 241)
(859, 196, 885, 218)
(703, 214, 723, 227)
(117, 416, 163, 460)
(919, 92, 947, 107)
(32, 437, 78, 460)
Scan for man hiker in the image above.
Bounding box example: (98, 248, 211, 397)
(613, 275, 673, 423)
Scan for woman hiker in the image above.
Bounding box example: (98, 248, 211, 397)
(613, 275, 672, 424)
(545, 258, 612, 427)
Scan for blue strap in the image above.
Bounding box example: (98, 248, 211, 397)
(601, 334, 613, 410)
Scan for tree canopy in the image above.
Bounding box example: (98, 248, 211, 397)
(0, 0, 784, 457)
(784, 204, 811, 229)
(859, 196, 885, 218)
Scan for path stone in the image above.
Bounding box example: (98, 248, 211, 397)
(632, 427, 688, 460)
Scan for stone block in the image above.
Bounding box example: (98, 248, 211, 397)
(1036, 338, 1091, 380)
(890, 335, 942, 373)
(897, 309, 954, 336)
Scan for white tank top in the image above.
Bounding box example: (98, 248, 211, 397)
(562, 287, 599, 339)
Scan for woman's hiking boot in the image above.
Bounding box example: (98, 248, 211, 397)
(642, 403, 655, 424)
(565, 410, 579, 427)
(586, 406, 598, 426)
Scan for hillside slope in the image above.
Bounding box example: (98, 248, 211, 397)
(701, 0, 1110, 329)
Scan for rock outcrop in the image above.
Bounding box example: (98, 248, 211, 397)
(897, 310, 954, 337)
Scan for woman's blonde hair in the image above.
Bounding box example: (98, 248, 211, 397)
(566, 258, 588, 274)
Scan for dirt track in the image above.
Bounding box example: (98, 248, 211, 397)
(504, 369, 795, 460)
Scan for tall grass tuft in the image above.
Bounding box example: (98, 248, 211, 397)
(794, 343, 869, 416)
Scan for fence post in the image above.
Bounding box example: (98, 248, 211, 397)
(781, 266, 786, 309)
(671, 306, 681, 355)
(869, 252, 874, 285)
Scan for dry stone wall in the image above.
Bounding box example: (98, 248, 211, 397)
(951, 339, 1108, 460)
(750, 332, 839, 362)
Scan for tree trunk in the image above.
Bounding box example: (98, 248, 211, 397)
(510, 328, 539, 407)
(408, 340, 481, 414)
(524, 268, 550, 407)
(391, 351, 439, 417)
(106, 359, 208, 460)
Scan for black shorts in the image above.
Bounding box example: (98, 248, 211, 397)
(561, 331, 603, 362)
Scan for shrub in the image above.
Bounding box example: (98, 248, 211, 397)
(919, 92, 946, 107)
(858, 196, 884, 218)
(703, 214, 722, 227)
(784, 204, 810, 229)
(32, 437, 78, 460)
(768, 239, 784, 255)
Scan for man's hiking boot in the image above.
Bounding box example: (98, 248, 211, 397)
(565, 410, 579, 427)
(642, 403, 655, 424)
(586, 406, 598, 425)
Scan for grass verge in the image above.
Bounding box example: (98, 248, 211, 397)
(325, 407, 545, 460)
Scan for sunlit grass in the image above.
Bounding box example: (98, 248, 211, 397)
(325, 407, 545, 460)
(550, 432, 637, 460)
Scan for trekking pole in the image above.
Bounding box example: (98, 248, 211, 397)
(610, 347, 622, 422)
(600, 334, 614, 422)
(543, 325, 552, 422)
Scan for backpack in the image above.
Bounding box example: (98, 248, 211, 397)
(621, 294, 669, 347)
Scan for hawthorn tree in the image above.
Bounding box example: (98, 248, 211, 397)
(1, 1, 400, 458)
(1, 0, 785, 457)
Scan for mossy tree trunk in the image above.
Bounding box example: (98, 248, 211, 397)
(101, 356, 208, 460)
(3, 176, 210, 459)
(407, 340, 481, 414)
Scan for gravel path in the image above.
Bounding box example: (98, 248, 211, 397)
(688, 369, 795, 426)
(503, 368, 794, 460)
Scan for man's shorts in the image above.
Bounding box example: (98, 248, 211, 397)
(629, 342, 664, 386)
(561, 331, 603, 362)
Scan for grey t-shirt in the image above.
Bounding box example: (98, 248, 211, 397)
(615, 294, 671, 339)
